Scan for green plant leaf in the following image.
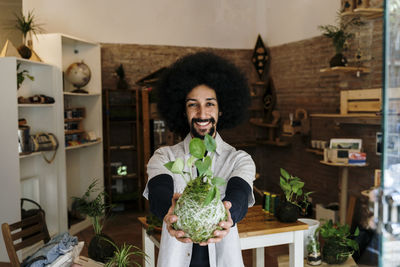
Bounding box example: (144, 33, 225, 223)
(171, 158, 184, 174)
(211, 177, 226, 186)
(189, 138, 206, 159)
(280, 168, 290, 180)
(195, 156, 211, 176)
(203, 186, 216, 206)
(204, 134, 216, 153)
(186, 155, 196, 168)
(164, 161, 174, 171)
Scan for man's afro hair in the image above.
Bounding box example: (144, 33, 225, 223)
(156, 51, 251, 137)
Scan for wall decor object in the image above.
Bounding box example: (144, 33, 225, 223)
(251, 35, 269, 80)
(356, 0, 370, 8)
(341, 0, 356, 12)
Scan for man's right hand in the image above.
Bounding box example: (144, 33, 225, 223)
(164, 193, 193, 243)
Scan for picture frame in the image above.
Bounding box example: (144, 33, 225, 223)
(387, 133, 400, 157)
(329, 138, 362, 150)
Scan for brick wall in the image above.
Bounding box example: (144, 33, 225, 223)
(101, 17, 383, 215)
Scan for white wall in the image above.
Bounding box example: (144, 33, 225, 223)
(23, 0, 339, 48)
(265, 0, 340, 46)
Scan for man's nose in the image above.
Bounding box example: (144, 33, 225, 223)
(198, 105, 207, 118)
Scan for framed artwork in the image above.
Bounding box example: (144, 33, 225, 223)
(329, 138, 362, 150)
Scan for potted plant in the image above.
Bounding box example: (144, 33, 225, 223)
(318, 220, 359, 264)
(318, 15, 363, 67)
(276, 168, 312, 222)
(14, 10, 44, 59)
(17, 63, 34, 89)
(115, 64, 129, 89)
(104, 239, 146, 267)
(72, 180, 116, 263)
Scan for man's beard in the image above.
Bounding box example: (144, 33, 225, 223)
(190, 118, 216, 139)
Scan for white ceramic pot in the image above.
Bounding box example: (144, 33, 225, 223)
(298, 218, 320, 258)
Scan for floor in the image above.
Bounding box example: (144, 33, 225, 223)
(74, 210, 288, 267)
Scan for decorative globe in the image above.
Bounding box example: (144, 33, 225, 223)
(65, 62, 91, 89)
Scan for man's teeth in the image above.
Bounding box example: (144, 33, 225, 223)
(196, 121, 209, 126)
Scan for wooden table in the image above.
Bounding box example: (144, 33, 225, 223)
(138, 205, 308, 267)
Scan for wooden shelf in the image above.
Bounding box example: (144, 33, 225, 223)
(64, 117, 84, 122)
(310, 113, 381, 125)
(65, 129, 85, 135)
(320, 160, 368, 167)
(111, 173, 137, 179)
(320, 66, 370, 74)
(249, 118, 278, 128)
(18, 103, 55, 108)
(341, 8, 383, 19)
(109, 145, 136, 150)
(65, 139, 102, 150)
(64, 92, 101, 96)
(19, 151, 42, 159)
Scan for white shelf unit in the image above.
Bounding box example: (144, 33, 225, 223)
(0, 57, 67, 262)
(33, 33, 103, 232)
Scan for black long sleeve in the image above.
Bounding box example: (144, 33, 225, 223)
(222, 176, 252, 224)
(147, 174, 174, 220)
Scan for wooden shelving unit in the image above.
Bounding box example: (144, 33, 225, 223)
(320, 66, 371, 75)
(341, 8, 384, 19)
(249, 118, 290, 147)
(103, 88, 142, 211)
(310, 113, 381, 125)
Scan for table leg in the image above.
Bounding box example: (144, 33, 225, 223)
(252, 247, 264, 267)
(289, 230, 304, 267)
(339, 167, 349, 225)
(142, 228, 155, 267)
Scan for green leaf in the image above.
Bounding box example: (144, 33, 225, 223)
(189, 138, 206, 159)
(203, 186, 216, 206)
(280, 168, 290, 180)
(204, 134, 216, 153)
(171, 158, 184, 174)
(195, 156, 211, 176)
(164, 161, 174, 171)
(211, 177, 226, 186)
(186, 155, 196, 168)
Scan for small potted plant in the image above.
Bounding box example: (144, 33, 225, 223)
(17, 63, 34, 89)
(104, 239, 146, 267)
(14, 10, 44, 59)
(318, 220, 359, 264)
(318, 15, 363, 67)
(72, 180, 116, 263)
(276, 168, 312, 222)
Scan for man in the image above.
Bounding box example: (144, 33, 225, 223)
(142, 52, 255, 267)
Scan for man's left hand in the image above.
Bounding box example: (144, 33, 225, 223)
(199, 201, 233, 246)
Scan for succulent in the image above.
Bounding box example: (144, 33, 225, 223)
(164, 134, 227, 243)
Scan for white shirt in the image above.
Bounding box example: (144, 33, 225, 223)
(143, 133, 256, 267)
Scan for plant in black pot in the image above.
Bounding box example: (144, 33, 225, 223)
(276, 168, 312, 223)
(318, 220, 359, 264)
(72, 180, 116, 263)
(318, 15, 363, 67)
(103, 238, 146, 267)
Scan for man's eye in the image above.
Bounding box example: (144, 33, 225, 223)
(206, 102, 215, 107)
(187, 103, 197, 108)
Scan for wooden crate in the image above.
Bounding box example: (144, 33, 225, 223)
(340, 88, 381, 115)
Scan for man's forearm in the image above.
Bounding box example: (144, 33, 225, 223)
(148, 174, 174, 220)
(222, 176, 252, 224)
